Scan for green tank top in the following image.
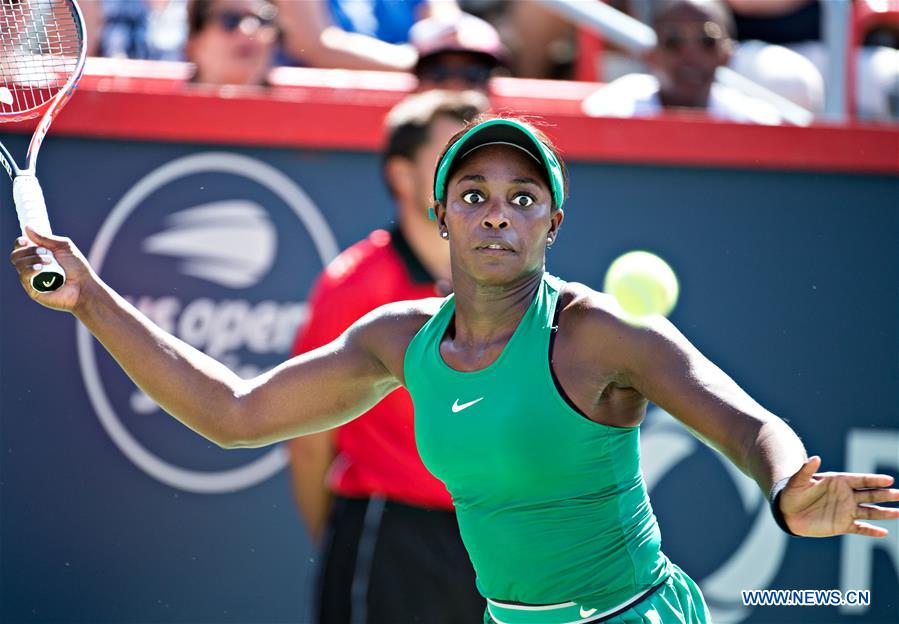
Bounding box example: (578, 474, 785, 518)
(405, 273, 669, 608)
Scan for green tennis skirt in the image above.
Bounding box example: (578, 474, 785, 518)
(483, 563, 711, 624)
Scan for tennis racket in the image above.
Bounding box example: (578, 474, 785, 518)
(0, 0, 86, 292)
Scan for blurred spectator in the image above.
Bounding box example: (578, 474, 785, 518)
(287, 89, 489, 624)
(410, 12, 508, 92)
(505, 0, 576, 79)
(99, 0, 153, 58)
(276, 0, 459, 71)
(328, 0, 456, 43)
(185, 0, 279, 86)
(583, 0, 782, 124)
(727, 0, 899, 119)
(729, 39, 824, 113)
(99, 0, 188, 60)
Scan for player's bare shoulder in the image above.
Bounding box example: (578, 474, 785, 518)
(557, 279, 684, 379)
(349, 297, 445, 384)
(557, 281, 628, 334)
(358, 297, 443, 343)
(559, 280, 674, 332)
(555, 281, 661, 370)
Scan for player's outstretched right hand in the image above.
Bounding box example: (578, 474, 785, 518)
(9, 227, 93, 312)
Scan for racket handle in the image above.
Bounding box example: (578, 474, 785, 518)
(13, 175, 67, 292)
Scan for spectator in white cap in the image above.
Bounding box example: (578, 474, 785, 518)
(410, 12, 508, 93)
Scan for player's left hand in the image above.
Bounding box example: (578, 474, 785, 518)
(779, 456, 899, 538)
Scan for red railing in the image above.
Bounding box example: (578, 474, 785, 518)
(3, 58, 897, 175)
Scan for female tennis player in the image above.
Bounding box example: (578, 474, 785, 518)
(11, 116, 899, 624)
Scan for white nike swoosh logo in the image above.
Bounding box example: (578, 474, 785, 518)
(580, 607, 598, 618)
(451, 397, 484, 413)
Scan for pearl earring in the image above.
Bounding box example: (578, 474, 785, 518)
(441, 231, 448, 239)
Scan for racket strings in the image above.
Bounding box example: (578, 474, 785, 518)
(1, 0, 82, 116)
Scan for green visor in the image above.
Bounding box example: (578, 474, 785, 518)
(432, 118, 565, 220)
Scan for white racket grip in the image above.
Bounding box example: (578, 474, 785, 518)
(13, 175, 53, 235)
(13, 175, 66, 292)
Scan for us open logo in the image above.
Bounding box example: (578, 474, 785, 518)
(76, 153, 338, 494)
(641, 407, 788, 624)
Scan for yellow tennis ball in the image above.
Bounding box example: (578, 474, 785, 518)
(603, 251, 679, 318)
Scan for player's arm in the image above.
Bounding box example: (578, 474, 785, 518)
(10, 230, 402, 448)
(577, 291, 899, 537)
(275, 0, 416, 71)
(607, 307, 805, 492)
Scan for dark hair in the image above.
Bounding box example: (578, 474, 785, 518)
(187, 0, 214, 36)
(381, 90, 490, 197)
(432, 114, 570, 211)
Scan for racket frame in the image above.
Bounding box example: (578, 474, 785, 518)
(0, 0, 88, 176)
(0, 0, 87, 292)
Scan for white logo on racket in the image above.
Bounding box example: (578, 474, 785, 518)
(78, 152, 339, 494)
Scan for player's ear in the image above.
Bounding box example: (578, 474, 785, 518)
(384, 156, 415, 202)
(549, 208, 564, 237)
(434, 201, 448, 231)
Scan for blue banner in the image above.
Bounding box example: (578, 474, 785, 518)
(1, 133, 896, 623)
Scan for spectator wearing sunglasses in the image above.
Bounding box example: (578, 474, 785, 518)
(410, 13, 508, 93)
(583, 0, 782, 125)
(186, 0, 279, 85)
